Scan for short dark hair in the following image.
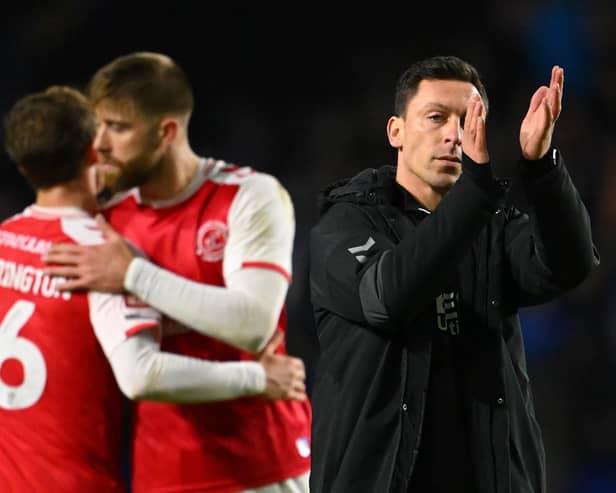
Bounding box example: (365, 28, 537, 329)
(87, 52, 194, 119)
(394, 55, 488, 117)
(4, 86, 96, 189)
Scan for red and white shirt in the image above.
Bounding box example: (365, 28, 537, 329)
(104, 158, 312, 493)
(0, 206, 159, 493)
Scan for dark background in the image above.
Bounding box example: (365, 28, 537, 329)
(2, 3, 615, 492)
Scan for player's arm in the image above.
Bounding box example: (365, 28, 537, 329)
(45, 174, 294, 353)
(109, 330, 305, 403)
(124, 174, 294, 352)
(90, 292, 305, 403)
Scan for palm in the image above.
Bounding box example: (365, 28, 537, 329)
(520, 86, 552, 159)
(519, 66, 563, 160)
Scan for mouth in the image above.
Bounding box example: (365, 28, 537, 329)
(435, 155, 461, 166)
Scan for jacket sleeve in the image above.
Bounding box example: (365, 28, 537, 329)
(310, 159, 504, 338)
(505, 148, 599, 306)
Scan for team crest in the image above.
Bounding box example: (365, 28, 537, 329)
(196, 220, 228, 262)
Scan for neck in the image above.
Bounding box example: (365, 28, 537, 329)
(395, 168, 446, 212)
(139, 141, 202, 202)
(36, 178, 97, 214)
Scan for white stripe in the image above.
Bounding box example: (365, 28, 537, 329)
(348, 237, 375, 254)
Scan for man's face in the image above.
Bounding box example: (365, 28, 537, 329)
(389, 79, 481, 194)
(93, 99, 163, 192)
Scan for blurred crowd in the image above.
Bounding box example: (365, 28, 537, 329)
(1, 2, 614, 491)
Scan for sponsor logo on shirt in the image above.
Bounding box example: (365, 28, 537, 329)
(196, 220, 228, 262)
(0, 231, 50, 255)
(436, 291, 460, 335)
(295, 436, 311, 458)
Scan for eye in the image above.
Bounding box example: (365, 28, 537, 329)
(427, 113, 444, 123)
(108, 121, 129, 132)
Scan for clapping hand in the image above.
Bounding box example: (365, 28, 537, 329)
(520, 65, 564, 160)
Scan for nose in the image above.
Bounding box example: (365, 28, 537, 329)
(444, 117, 462, 146)
(93, 125, 110, 154)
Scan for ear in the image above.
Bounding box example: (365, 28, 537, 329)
(387, 116, 404, 149)
(158, 117, 178, 146)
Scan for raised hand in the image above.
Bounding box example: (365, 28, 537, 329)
(258, 331, 307, 401)
(462, 93, 489, 164)
(520, 65, 564, 160)
(43, 214, 134, 293)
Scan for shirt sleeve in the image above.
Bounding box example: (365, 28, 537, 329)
(122, 172, 295, 353)
(223, 172, 294, 281)
(124, 259, 288, 353)
(310, 161, 504, 337)
(106, 330, 266, 402)
(87, 290, 160, 358)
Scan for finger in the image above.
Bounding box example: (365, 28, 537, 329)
(42, 265, 81, 278)
(474, 95, 483, 124)
(293, 380, 306, 393)
(553, 67, 564, 119)
(470, 97, 482, 143)
(287, 359, 305, 376)
(527, 86, 549, 115)
(55, 277, 90, 292)
(550, 65, 558, 88)
(263, 331, 284, 355)
(540, 97, 551, 126)
(550, 65, 563, 90)
(287, 390, 307, 401)
(42, 251, 82, 266)
(44, 243, 84, 258)
(462, 105, 474, 150)
(546, 86, 559, 120)
(475, 111, 487, 154)
(468, 94, 480, 131)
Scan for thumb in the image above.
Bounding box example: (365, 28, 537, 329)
(95, 213, 119, 239)
(262, 331, 284, 356)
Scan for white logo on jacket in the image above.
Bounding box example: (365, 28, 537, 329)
(348, 237, 375, 264)
(196, 220, 228, 262)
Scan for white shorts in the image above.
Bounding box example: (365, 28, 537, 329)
(239, 472, 309, 493)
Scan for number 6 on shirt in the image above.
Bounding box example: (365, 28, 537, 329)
(0, 300, 46, 410)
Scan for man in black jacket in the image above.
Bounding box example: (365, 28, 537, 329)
(308, 55, 599, 492)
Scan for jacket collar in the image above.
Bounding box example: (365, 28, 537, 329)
(318, 164, 430, 219)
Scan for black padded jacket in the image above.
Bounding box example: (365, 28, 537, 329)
(308, 149, 599, 493)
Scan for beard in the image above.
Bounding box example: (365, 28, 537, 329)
(112, 150, 164, 193)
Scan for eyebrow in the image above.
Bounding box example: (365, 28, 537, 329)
(420, 102, 452, 112)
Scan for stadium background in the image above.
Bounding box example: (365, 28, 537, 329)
(1, 3, 615, 492)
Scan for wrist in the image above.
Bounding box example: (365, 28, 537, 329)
(519, 147, 559, 179)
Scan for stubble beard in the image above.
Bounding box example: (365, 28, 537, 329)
(114, 153, 163, 193)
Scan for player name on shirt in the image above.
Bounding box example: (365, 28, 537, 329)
(0, 230, 51, 255)
(0, 257, 71, 300)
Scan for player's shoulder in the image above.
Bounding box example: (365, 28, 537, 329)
(1, 207, 102, 246)
(60, 215, 104, 246)
(210, 158, 283, 190)
(1, 210, 26, 227)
